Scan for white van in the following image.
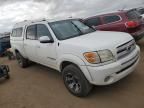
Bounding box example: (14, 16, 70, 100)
(11, 18, 140, 97)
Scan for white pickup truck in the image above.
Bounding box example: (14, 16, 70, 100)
(11, 18, 140, 97)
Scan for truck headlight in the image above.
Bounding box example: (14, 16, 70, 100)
(97, 50, 114, 63)
(84, 50, 114, 64)
(84, 52, 100, 64)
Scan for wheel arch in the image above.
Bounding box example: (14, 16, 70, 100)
(58, 54, 92, 82)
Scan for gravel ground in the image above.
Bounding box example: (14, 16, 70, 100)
(0, 39, 144, 108)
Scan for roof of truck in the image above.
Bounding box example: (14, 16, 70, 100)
(13, 17, 77, 28)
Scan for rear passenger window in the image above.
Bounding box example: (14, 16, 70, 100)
(85, 17, 101, 27)
(16, 28, 23, 37)
(26, 25, 36, 40)
(103, 15, 120, 24)
(37, 24, 52, 39)
(12, 28, 23, 37)
(12, 29, 17, 37)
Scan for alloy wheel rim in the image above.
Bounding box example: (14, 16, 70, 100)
(65, 73, 81, 93)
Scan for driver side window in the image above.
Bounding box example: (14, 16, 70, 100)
(36, 24, 52, 39)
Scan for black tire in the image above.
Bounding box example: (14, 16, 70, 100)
(62, 64, 93, 97)
(16, 52, 28, 68)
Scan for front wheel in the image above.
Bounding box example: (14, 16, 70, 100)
(62, 64, 93, 97)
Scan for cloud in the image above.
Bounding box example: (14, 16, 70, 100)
(0, 0, 143, 33)
(0, 0, 28, 6)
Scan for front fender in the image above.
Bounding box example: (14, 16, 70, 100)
(57, 54, 92, 82)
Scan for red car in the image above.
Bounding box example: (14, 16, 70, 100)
(83, 9, 144, 41)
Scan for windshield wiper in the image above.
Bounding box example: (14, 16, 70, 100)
(71, 22, 83, 35)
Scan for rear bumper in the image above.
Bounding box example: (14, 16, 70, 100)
(86, 46, 140, 85)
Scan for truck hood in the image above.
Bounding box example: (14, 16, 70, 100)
(61, 31, 133, 51)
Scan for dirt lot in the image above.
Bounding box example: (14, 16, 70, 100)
(0, 40, 144, 108)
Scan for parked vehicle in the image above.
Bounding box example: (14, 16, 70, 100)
(11, 18, 140, 97)
(0, 65, 10, 79)
(0, 36, 11, 56)
(83, 9, 144, 41)
(137, 7, 144, 18)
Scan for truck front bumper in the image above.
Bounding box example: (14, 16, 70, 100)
(86, 46, 140, 85)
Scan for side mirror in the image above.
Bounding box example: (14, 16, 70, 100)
(39, 36, 54, 43)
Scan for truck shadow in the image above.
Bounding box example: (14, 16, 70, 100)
(87, 72, 137, 98)
(0, 78, 11, 84)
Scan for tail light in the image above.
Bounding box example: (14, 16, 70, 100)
(125, 21, 139, 28)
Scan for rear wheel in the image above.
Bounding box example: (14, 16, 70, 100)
(16, 52, 29, 68)
(62, 64, 93, 97)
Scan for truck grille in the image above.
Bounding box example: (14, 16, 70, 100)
(117, 40, 136, 60)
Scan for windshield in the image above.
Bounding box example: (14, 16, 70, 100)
(49, 19, 95, 40)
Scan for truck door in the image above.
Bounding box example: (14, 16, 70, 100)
(24, 24, 38, 62)
(99, 15, 123, 31)
(36, 24, 57, 68)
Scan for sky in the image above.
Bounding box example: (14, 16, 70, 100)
(0, 0, 144, 33)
